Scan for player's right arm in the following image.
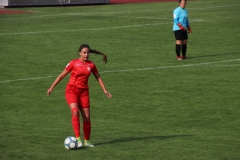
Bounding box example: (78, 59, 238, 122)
(173, 11, 179, 25)
(47, 69, 69, 96)
(173, 9, 185, 31)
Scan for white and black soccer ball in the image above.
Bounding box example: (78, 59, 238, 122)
(64, 136, 78, 150)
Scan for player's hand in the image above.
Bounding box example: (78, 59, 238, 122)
(47, 88, 53, 96)
(178, 23, 185, 31)
(187, 26, 192, 33)
(104, 91, 112, 98)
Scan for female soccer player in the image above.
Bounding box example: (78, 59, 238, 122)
(47, 44, 112, 148)
(173, 0, 192, 60)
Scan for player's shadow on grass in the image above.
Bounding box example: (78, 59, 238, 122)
(95, 135, 193, 146)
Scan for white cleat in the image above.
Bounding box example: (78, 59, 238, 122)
(84, 141, 94, 147)
(77, 140, 82, 148)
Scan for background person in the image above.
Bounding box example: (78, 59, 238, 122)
(173, 0, 192, 60)
(47, 44, 112, 148)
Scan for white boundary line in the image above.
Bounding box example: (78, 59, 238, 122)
(0, 59, 239, 83)
(1, 3, 239, 35)
(0, 4, 239, 21)
(0, 20, 202, 36)
(118, 16, 172, 20)
(188, 4, 240, 10)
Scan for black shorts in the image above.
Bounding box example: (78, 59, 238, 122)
(174, 30, 188, 40)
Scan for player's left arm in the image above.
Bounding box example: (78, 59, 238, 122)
(93, 72, 112, 98)
(174, 12, 185, 31)
(173, 12, 180, 25)
(186, 19, 192, 33)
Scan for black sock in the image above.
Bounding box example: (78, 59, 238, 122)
(176, 44, 181, 56)
(182, 44, 187, 56)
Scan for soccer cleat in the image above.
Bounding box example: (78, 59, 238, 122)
(77, 141, 82, 148)
(84, 140, 94, 147)
(176, 56, 182, 60)
(76, 137, 82, 148)
(182, 56, 187, 59)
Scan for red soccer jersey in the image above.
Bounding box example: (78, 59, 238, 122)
(65, 58, 98, 88)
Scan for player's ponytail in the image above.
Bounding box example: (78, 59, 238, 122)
(90, 49, 107, 64)
(78, 44, 107, 64)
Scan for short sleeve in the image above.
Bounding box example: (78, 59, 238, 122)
(65, 61, 73, 72)
(91, 63, 98, 74)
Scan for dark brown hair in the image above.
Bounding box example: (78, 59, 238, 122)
(78, 44, 107, 64)
(179, 0, 186, 3)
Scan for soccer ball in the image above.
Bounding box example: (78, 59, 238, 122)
(64, 136, 78, 150)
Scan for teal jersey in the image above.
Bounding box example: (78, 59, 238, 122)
(173, 6, 189, 31)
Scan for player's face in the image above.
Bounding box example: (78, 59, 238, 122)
(79, 47, 90, 62)
(179, 0, 186, 8)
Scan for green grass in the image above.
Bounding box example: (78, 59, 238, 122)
(0, 0, 240, 159)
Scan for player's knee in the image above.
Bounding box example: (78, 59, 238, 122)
(82, 116, 90, 122)
(71, 107, 79, 117)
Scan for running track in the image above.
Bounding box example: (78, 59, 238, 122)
(110, 0, 176, 4)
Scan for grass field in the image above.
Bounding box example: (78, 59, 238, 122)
(0, 0, 240, 159)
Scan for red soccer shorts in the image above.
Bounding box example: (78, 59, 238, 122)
(65, 84, 90, 108)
